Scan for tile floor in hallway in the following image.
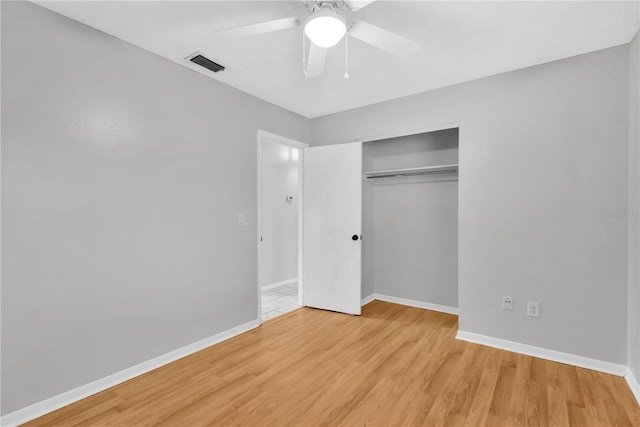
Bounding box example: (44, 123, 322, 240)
(261, 282, 301, 320)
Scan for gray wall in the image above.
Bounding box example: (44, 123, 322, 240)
(313, 45, 630, 365)
(628, 30, 640, 381)
(259, 139, 299, 287)
(362, 130, 458, 308)
(1, 1, 309, 415)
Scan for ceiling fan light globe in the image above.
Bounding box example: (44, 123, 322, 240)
(304, 16, 346, 48)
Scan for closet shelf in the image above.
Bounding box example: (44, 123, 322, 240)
(363, 164, 458, 184)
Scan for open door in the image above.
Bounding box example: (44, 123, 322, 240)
(302, 142, 362, 315)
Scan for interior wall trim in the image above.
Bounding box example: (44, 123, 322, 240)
(0, 319, 261, 427)
(360, 294, 376, 306)
(625, 367, 640, 405)
(360, 293, 459, 315)
(456, 330, 627, 377)
(358, 122, 460, 145)
(262, 277, 298, 291)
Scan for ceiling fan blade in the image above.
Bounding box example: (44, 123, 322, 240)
(348, 20, 420, 58)
(344, 0, 377, 11)
(216, 17, 299, 38)
(305, 42, 328, 78)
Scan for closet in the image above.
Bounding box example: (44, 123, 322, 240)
(362, 128, 459, 311)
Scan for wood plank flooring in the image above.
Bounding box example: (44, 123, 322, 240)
(26, 301, 639, 426)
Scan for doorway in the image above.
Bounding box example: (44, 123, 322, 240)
(257, 131, 308, 322)
(361, 127, 459, 313)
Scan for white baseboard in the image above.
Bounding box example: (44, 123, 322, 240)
(359, 293, 458, 315)
(262, 278, 297, 291)
(456, 330, 627, 376)
(625, 367, 640, 405)
(0, 319, 261, 427)
(373, 293, 459, 315)
(361, 294, 376, 306)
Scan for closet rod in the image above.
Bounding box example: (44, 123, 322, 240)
(368, 169, 458, 179)
(363, 164, 459, 180)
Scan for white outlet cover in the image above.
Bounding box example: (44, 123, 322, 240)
(527, 301, 540, 317)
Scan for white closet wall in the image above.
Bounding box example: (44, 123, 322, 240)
(363, 129, 459, 308)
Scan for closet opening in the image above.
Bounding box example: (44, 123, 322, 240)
(257, 131, 307, 322)
(362, 127, 459, 314)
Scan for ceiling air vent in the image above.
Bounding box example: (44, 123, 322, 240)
(189, 54, 225, 73)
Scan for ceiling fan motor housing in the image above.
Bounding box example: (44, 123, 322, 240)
(307, 1, 346, 14)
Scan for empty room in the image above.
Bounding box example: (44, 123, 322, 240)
(2, 1, 640, 426)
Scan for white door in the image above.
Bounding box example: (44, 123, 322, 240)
(303, 142, 362, 315)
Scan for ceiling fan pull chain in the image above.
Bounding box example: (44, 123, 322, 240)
(344, 34, 350, 79)
(302, 30, 307, 76)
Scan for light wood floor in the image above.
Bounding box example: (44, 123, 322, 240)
(26, 301, 639, 426)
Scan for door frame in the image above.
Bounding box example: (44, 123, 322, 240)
(358, 122, 460, 143)
(257, 130, 309, 323)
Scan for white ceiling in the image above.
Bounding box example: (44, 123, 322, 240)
(34, 1, 640, 118)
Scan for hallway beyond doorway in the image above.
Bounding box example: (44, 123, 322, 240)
(261, 283, 301, 320)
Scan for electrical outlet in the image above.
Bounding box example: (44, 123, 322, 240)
(502, 296, 512, 311)
(527, 301, 540, 318)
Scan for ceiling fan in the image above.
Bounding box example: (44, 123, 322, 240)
(216, 0, 420, 78)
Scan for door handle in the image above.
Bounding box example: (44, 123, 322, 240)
(352, 234, 359, 241)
